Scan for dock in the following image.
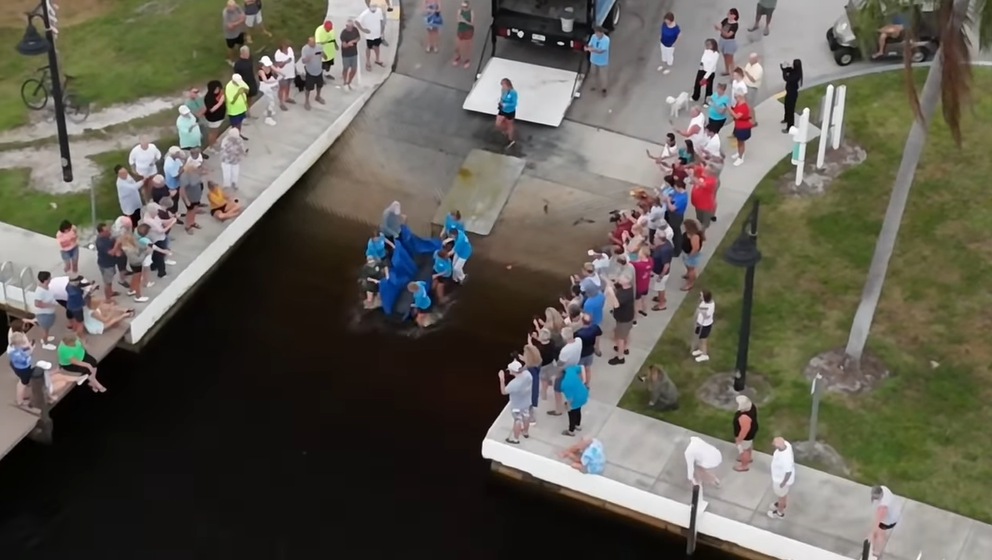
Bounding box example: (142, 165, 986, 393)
(0, 1, 397, 462)
(483, 99, 990, 560)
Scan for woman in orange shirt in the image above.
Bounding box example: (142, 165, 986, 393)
(56, 220, 79, 276)
(730, 91, 753, 167)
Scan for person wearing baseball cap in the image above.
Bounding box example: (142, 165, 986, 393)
(315, 20, 338, 80)
(257, 55, 279, 126)
(176, 105, 202, 153)
(225, 73, 250, 139)
(498, 360, 533, 444)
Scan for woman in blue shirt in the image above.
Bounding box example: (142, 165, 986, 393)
(451, 229, 472, 283)
(365, 230, 393, 262)
(431, 248, 454, 302)
(442, 210, 464, 238)
(666, 178, 688, 257)
(559, 364, 589, 436)
(496, 78, 518, 149)
(407, 280, 432, 326)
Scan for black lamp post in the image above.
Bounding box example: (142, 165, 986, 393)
(16, 1, 72, 183)
(722, 200, 761, 392)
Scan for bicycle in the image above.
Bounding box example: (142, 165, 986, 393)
(20, 65, 91, 123)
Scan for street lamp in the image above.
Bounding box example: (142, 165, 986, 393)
(16, 1, 73, 184)
(722, 200, 761, 392)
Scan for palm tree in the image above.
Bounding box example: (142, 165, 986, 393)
(842, 0, 990, 368)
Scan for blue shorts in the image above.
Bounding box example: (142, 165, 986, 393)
(734, 127, 752, 142)
(530, 367, 540, 408)
(229, 112, 246, 126)
(60, 246, 79, 262)
(684, 252, 702, 268)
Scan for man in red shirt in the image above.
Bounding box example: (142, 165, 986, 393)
(690, 166, 717, 229)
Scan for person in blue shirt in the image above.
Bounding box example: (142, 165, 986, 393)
(365, 230, 393, 262)
(558, 364, 589, 436)
(585, 27, 611, 96)
(706, 82, 730, 133)
(407, 280, 432, 326)
(65, 277, 88, 335)
(659, 12, 680, 73)
(582, 290, 606, 327)
(431, 247, 454, 302)
(559, 436, 606, 475)
(665, 176, 689, 257)
(442, 209, 464, 238)
(496, 78, 518, 149)
(450, 229, 472, 283)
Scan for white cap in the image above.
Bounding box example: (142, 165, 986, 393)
(168, 146, 182, 156)
(507, 360, 523, 373)
(178, 105, 191, 115)
(259, 55, 273, 66)
(232, 73, 245, 85)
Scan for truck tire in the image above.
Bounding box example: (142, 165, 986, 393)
(606, 2, 621, 31)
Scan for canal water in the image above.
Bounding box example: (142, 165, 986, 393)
(0, 170, 736, 559)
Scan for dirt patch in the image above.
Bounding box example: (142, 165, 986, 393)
(0, 0, 112, 29)
(804, 347, 891, 394)
(778, 141, 867, 197)
(0, 96, 179, 144)
(696, 372, 772, 411)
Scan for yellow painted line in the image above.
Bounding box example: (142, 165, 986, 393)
(773, 90, 786, 100)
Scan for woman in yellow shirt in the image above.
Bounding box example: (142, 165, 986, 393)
(207, 181, 242, 221)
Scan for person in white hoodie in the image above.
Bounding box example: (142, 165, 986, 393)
(684, 436, 722, 487)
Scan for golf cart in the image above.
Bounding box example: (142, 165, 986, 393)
(826, 0, 939, 66)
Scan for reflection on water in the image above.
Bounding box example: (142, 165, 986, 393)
(0, 171, 736, 559)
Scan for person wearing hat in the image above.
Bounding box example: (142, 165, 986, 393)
(257, 55, 279, 126)
(225, 73, 250, 138)
(315, 20, 338, 80)
(176, 105, 202, 153)
(162, 147, 186, 220)
(498, 360, 533, 444)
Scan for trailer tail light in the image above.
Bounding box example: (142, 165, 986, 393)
(495, 26, 509, 37)
(571, 40, 585, 51)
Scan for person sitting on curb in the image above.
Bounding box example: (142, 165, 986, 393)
(558, 437, 605, 474)
(207, 181, 243, 221)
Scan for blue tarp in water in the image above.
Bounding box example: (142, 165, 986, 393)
(378, 225, 442, 318)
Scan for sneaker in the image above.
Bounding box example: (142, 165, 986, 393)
(767, 509, 784, 519)
(695, 354, 710, 363)
(663, 69, 671, 75)
(134, 296, 149, 303)
(734, 157, 744, 166)
(165, 259, 177, 266)
(608, 356, 626, 365)
(691, 349, 703, 356)
(731, 153, 740, 160)
(657, 65, 664, 72)
(42, 343, 57, 351)
(264, 117, 277, 126)
(145, 281, 155, 288)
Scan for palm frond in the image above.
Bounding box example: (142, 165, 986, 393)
(939, 0, 973, 145)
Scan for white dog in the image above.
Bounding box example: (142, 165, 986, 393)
(666, 92, 690, 118)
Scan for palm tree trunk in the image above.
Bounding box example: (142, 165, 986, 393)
(843, 51, 945, 366)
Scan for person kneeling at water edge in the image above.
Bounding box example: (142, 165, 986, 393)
(366, 230, 394, 262)
(431, 247, 455, 302)
(407, 280, 432, 326)
(361, 256, 388, 308)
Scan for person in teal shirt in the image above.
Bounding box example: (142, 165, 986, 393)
(442, 210, 464, 237)
(559, 364, 589, 436)
(432, 248, 454, 302)
(497, 78, 518, 149)
(365, 231, 392, 261)
(176, 105, 202, 150)
(407, 280, 432, 326)
(452, 229, 472, 283)
(585, 27, 611, 95)
(706, 82, 730, 133)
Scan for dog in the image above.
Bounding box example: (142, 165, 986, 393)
(666, 92, 690, 118)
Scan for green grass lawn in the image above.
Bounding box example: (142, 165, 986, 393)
(619, 68, 992, 522)
(0, 0, 327, 130)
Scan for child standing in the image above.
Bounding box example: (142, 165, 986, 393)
(56, 220, 79, 276)
(692, 290, 716, 362)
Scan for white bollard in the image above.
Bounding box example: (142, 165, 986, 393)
(791, 108, 811, 186)
(831, 85, 847, 150)
(816, 85, 834, 170)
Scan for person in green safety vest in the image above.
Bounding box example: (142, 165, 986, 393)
(315, 20, 338, 80)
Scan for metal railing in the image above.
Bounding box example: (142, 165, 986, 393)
(0, 261, 13, 306)
(17, 265, 36, 312)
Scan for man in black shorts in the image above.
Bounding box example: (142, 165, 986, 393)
(300, 36, 326, 110)
(222, 0, 247, 63)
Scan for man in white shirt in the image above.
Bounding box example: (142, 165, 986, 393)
(128, 138, 162, 193)
(115, 165, 144, 226)
(692, 290, 715, 362)
(768, 437, 795, 519)
(678, 106, 707, 150)
(355, 3, 386, 71)
(698, 127, 722, 161)
(869, 485, 902, 559)
(273, 41, 296, 110)
(743, 53, 764, 124)
(684, 436, 722, 487)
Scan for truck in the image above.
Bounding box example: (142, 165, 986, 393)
(462, 0, 620, 127)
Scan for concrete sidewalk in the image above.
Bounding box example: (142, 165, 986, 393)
(484, 97, 992, 560)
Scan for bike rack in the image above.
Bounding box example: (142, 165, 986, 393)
(17, 265, 36, 312)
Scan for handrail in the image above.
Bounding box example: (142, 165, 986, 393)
(0, 261, 13, 305)
(18, 266, 36, 312)
(686, 483, 701, 556)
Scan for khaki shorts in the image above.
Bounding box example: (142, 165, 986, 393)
(772, 483, 790, 498)
(511, 408, 531, 423)
(738, 440, 753, 450)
